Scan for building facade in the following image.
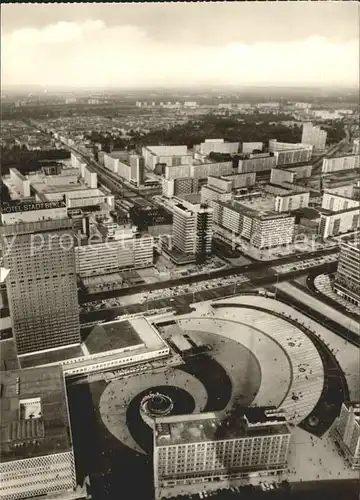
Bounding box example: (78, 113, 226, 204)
(153, 409, 291, 496)
(322, 155, 360, 174)
(331, 402, 360, 469)
(353, 138, 360, 155)
(301, 123, 327, 149)
(0, 215, 81, 357)
(238, 155, 276, 174)
(172, 200, 213, 259)
(213, 200, 295, 249)
(334, 235, 360, 306)
(75, 233, 154, 277)
(198, 139, 239, 156)
(0, 366, 77, 500)
(318, 208, 360, 239)
(275, 192, 310, 212)
(274, 147, 312, 166)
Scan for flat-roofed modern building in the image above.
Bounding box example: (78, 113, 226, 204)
(268, 139, 312, 153)
(238, 155, 276, 174)
(17, 316, 171, 378)
(353, 138, 360, 155)
(171, 200, 213, 261)
(75, 232, 154, 277)
(334, 234, 360, 306)
(322, 155, 360, 174)
(197, 139, 239, 156)
(153, 408, 291, 496)
(242, 142, 263, 154)
(331, 401, 360, 469)
(213, 199, 295, 249)
(142, 146, 191, 171)
(0, 365, 77, 500)
(274, 147, 312, 166)
(318, 208, 360, 239)
(0, 205, 81, 358)
(301, 123, 327, 150)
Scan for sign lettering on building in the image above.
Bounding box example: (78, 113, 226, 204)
(1, 201, 66, 214)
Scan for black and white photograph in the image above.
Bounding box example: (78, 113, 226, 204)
(0, 2, 359, 500)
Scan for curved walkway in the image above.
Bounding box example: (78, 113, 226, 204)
(177, 317, 291, 410)
(218, 294, 359, 400)
(211, 302, 324, 424)
(99, 369, 208, 454)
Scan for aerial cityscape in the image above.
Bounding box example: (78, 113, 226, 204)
(0, 3, 359, 500)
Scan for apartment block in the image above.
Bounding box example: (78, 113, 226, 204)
(334, 234, 360, 306)
(190, 161, 233, 179)
(164, 165, 192, 180)
(269, 140, 312, 153)
(242, 142, 263, 154)
(142, 146, 191, 171)
(238, 155, 276, 174)
(322, 155, 360, 174)
(318, 209, 360, 239)
(321, 192, 359, 212)
(197, 139, 239, 156)
(274, 147, 312, 166)
(301, 123, 327, 149)
(172, 200, 213, 259)
(213, 199, 295, 249)
(353, 138, 360, 155)
(162, 178, 199, 199)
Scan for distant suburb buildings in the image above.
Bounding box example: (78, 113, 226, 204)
(153, 408, 291, 496)
(334, 234, 360, 307)
(0, 365, 77, 500)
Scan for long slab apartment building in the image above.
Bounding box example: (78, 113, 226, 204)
(154, 408, 291, 496)
(212, 196, 295, 249)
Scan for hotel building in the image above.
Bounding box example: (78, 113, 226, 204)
(331, 402, 360, 469)
(334, 234, 360, 307)
(0, 202, 81, 358)
(153, 408, 291, 496)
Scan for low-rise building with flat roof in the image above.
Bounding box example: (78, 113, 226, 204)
(15, 317, 171, 378)
(0, 365, 77, 500)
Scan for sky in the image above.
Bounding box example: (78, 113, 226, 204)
(1, 2, 359, 89)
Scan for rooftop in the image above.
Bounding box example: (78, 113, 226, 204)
(219, 199, 292, 220)
(0, 365, 72, 462)
(19, 345, 84, 370)
(155, 410, 290, 447)
(85, 319, 144, 355)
